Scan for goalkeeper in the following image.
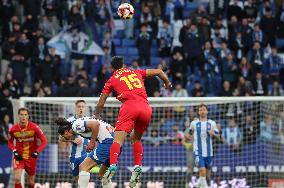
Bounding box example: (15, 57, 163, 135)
(55, 116, 115, 188)
(188, 104, 220, 188)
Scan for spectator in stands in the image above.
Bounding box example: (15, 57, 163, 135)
(240, 18, 253, 53)
(163, 0, 175, 21)
(219, 80, 233, 96)
(143, 129, 163, 147)
(222, 118, 242, 152)
(170, 51, 187, 87)
(252, 72, 268, 96)
(198, 16, 211, 42)
(260, 114, 274, 142)
(1, 36, 16, 82)
(130, 59, 140, 70)
(3, 72, 20, 98)
(252, 25, 265, 46)
(263, 46, 283, 81)
(0, 0, 14, 37)
(268, 80, 284, 96)
(77, 80, 93, 97)
(23, 14, 38, 34)
(0, 88, 13, 123)
(141, 0, 161, 20)
(191, 4, 208, 24)
(32, 37, 49, 81)
(227, 0, 244, 21)
(230, 32, 244, 61)
(222, 53, 238, 85)
(139, 5, 156, 35)
(238, 57, 253, 81)
(247, 41, 265, 75)
(171, 82, 188, 119)
(243, 0, 258, 23)
(182, 23, 203, 73)
(228, 16, 241, 46)
(157, 19, 173, 57)
(0, 114, 12, 144)
(191, 81, 205, 97)
(9, 54, 27, 94)
(170, 124, 184, 145)
(236, 76, 254, 96)
(39, 16, 58, 39)
(260, 7, 277, 46)
(243, 115, 258, 144)
(137, 23, 151, 66)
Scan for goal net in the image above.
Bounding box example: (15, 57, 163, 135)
(8, 97, 284, 188)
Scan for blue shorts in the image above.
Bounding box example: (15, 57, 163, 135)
(194, 155, 213, 169)
(88, 138, 113, 166)
(70, 155, 88, 176)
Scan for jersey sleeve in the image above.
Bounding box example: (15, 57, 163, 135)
(211, 121, 219, 135)
(34, 124, 48, 153)
(72, 119, 88, 134)
(8, 128, 15, 151)
(102, 78, 113, 94)
(135, 69, 147, 79)
(188, 121, 195, 135)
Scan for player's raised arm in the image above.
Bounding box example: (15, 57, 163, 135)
(95, 93, 109, 119)
(146, 69, 172, 89)
(85, 120, 100, 152)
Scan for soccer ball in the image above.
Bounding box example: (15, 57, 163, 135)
(117, 3, 134, 19)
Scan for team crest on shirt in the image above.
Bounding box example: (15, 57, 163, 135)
(76, 124, 81, 131)
(207, 123, 211, 130)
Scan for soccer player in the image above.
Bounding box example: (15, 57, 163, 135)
(55, 116, 115, 188)
(8, 107, 48, 188)
(189, 104, 220, 188)
(59, 100, 89, 183)
(94, 56, 171, 187)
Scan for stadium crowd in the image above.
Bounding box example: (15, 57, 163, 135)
(1, 0, 284, 146)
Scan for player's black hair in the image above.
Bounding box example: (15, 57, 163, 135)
(111, 56, 124, 70)
(75, 100, 86, 105)
(55, 117, 72, 135)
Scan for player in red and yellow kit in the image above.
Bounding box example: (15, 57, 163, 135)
(94, 56, 171, 187)
(8, 108, 48, 188)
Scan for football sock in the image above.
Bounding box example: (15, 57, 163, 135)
(199, 176, 208, 187)
(15, 183, 22, 188)
(78, 171, 90, 188)
(109, 142, 121, 165)
(133, 141, 143, 166)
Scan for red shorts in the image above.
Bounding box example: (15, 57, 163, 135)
(13, 157, 37, 176)
(115, 101, 152, 134)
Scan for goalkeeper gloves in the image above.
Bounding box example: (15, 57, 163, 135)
(13, 150, 22, 161)
(31, 151, 39, 158)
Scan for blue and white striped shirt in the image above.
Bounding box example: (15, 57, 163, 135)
(189, 119, 218, 157)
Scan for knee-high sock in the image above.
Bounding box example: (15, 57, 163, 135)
(78, 171, 90, 188)
(133, 141, 143, 166)
(109, 142, 121, 165)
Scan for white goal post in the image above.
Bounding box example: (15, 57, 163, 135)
(7, 96, 284, 188)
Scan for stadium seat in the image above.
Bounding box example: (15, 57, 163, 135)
(122, 39, 136, 46)
(276, 38, 284, 52)
(113, 38, 121, 46)
(128, 48, 139, 56)
(150, 48, 159, 56)
(151, 57, 161, 67)
(116, 48, 127, 56)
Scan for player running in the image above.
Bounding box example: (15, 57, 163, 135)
(94, 56, 171, 187)
(8, 107, 48, 188)
(55, 116, 115, 188)
(189, 104, 220, 188)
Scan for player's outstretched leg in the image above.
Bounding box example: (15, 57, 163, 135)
(129, 131, 143, 188)
(103, 131, 127, 183)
